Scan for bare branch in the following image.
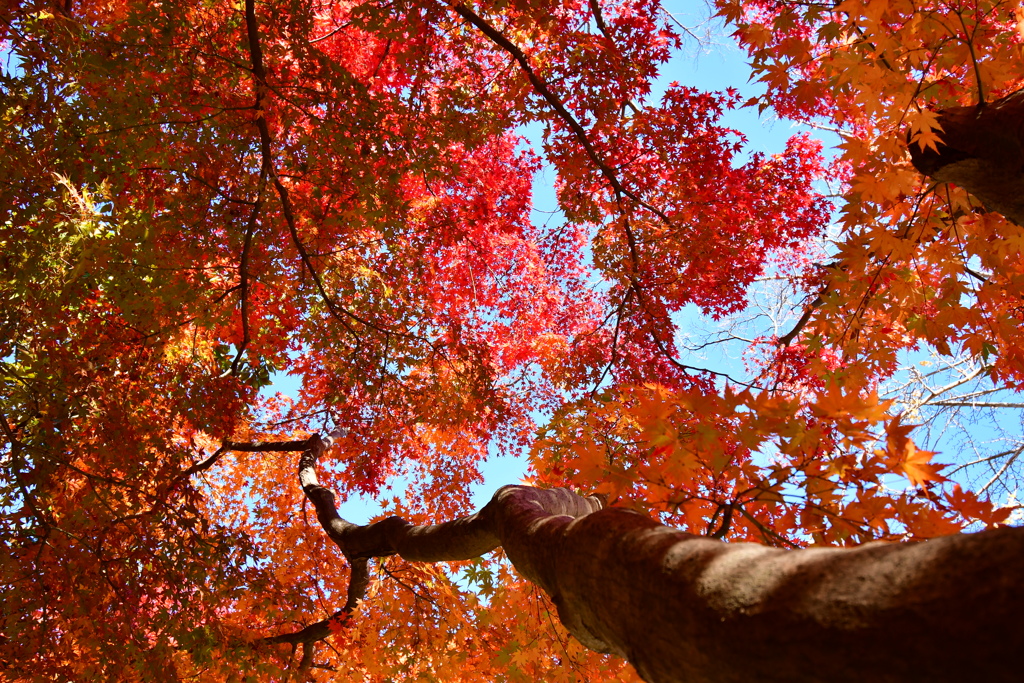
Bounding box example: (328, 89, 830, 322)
(777, 294, 823, 347)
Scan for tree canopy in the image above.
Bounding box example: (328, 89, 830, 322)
(2, 0, 1023, 680)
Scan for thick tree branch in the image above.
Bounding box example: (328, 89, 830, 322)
(777, 294, 822, 347)
(909, 88, 1024, 226)
(235, 432, 599, 647)
(241, 431, 1024, 681)
(297, 431, 503, 562)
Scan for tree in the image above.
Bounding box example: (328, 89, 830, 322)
(1, 0, 1022, 680)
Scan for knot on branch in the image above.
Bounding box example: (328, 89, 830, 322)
(909, 88, 1024, 226)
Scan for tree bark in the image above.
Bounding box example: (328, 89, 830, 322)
(243, 434, 1024, 682)
(909, 89, 1024, 227)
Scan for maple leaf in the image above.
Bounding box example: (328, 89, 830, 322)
(6, 0, 1024, 678)
(945, 484, 1014, 527)
(813, 385, 891, 422)
(898, 442, 947, 488)
(884, 414, 917, 455)
(908, 109, 945, 153)
(328, 612, 350, 634)
(881, 415, 947, 486)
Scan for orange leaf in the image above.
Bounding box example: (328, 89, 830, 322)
(900, 442, 946, 487)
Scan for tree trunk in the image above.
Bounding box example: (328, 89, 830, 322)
(496, 490, 1024, 682)
(243, 434, 1024, 682)
(909, 89, 1024, 227)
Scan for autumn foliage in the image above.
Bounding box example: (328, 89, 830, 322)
(2, 0, 1023, 679)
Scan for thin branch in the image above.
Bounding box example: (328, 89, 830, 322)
(953, 7, 986, 105)
(778, 294, 823, 347)
(978, 443, 1024, 495)
(660, 8, 702, 44)
(231, 143, 270, 376)
(450, 3, 619, 193)
(449, 3, 673, 228)
(646, 321, 765, 390)
(135, 166, 258, 206)
(225, 439, 313, 452)
(244, 0, 414, 343)
(964, 265, 989, 283)
(735, 504, 800, 548)
(927, 401, 1024, 409)
(945, 446, 1024, 476)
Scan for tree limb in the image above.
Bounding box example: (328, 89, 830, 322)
(241, 431, 1024, 682)
(909, 88, 1024, 227)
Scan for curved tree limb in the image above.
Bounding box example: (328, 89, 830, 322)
(233, 431, 1024, 682)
